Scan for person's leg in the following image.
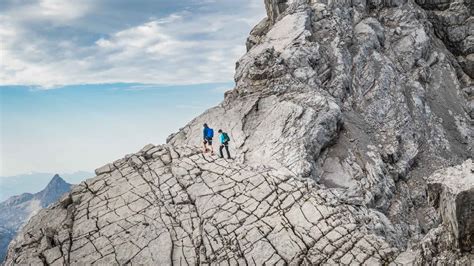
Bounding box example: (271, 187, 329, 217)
(225, 144, 231, 159)
(203, 140, 207, 153)
(210, 140, 214, 155)
(219, 145, 224, 158)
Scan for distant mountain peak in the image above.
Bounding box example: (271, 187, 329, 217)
(47, 174, 67, 186)
(36, 175, 71, 208)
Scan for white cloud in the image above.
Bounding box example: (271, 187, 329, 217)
(6, 0, 92, 23)
(37, 0, 91, 21)
(0, 0, 266, 87)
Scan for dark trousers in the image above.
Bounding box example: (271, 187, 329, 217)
(219, 142, 231, 159)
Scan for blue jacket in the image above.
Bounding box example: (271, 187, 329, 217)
(203, 127, 213, 139)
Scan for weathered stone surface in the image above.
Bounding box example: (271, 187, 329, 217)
(5, 0, 473, 264)
(169, 0, 471, 214)
(94, 163, 113, 176)
(393, 160, 474, 264)
(427, 160, 473, 252)
(6, 146, 397, 265)
(415, 0, 473, 78)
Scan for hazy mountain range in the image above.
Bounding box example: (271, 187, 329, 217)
(0, 175, 72, 262)
(0, 171, 92, 202)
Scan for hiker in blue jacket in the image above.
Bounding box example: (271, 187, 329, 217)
(203, 123, 214, 155)
(218, 129, 231, 159)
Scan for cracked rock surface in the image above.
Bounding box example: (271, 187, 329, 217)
(5, 145, 398, 265)
(6, 0, 473, 265)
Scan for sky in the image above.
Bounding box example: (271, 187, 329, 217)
(0, 83, 231, 177)
(0, 0, 266, 183)
(0, 0, 265, 86)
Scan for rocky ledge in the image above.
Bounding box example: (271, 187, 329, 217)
(6, 145, 398, 265)
(5, 145, 472, 265)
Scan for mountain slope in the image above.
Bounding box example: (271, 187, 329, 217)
(0, 175, 72, 262)
(5, 0, 473, 264)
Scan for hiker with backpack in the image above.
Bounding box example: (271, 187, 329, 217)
(203, 123, 214, 155)
(218, 129, 231, 159)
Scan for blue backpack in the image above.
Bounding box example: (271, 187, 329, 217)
(206, 128, 214, 138)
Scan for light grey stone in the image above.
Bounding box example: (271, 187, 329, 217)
(139, 143, 155, 154)
(95, 163, 113, 175)
(426, 160, 473, 252)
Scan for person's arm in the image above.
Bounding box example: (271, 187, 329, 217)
(220, 134, 224, 144)
(203, 128, 207, 140)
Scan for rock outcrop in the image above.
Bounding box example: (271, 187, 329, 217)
(5, 0, 473, 265)
(415, 0, 473, 78)
(0, 175, 72, 262)
(426, 160, 473, 253)
(394, 160, 473, 264)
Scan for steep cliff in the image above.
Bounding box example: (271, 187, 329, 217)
(5, 0, 472, 265)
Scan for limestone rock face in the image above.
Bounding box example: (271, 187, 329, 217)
(415, 0, 473, 78)
(5, 145, 399, 265)
(169, 0, 472, 213)
(426, 160, 473, 252)
(5, 0, 473, 265)
(394, 160, 473, 264)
